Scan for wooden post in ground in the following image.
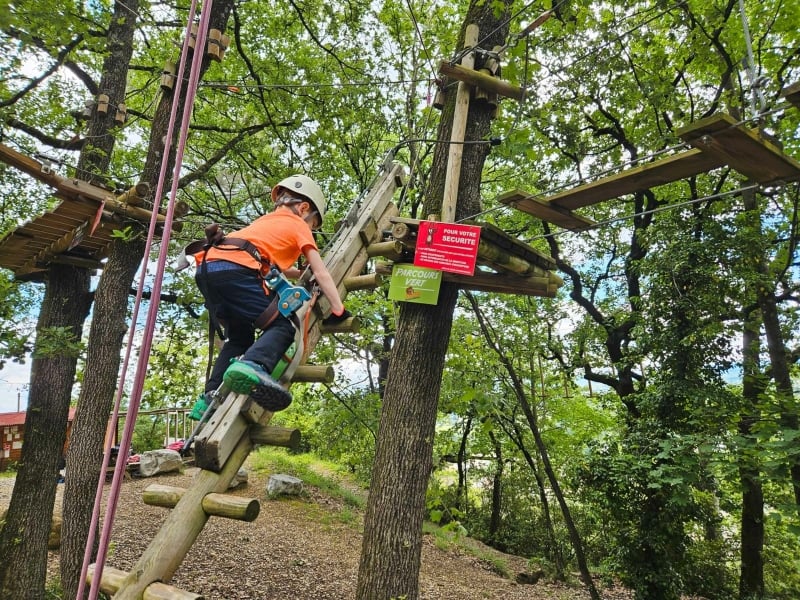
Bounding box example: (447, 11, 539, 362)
(441, 24, 479, 223)
(110, 408, 260, 600)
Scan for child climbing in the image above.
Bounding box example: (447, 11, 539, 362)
(191, 174, 350, 414)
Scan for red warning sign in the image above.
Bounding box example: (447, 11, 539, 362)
(413, 221, 481, 276)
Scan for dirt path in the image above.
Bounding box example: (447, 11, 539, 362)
(3, 468, 632, 599)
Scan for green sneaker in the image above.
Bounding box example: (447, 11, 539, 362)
(223, 359, 292, 412)
(189, 393, 212, 421)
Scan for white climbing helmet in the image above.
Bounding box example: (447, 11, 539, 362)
(271, 174, 327, 221)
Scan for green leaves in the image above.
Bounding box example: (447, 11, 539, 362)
(33, 325, 83, 359)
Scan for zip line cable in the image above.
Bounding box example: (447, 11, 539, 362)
(77, 2, 213, 598)
(527, 0, 689, 90)
(738, 0, 767, 120)
(400, 0, 442, 204)
(404, 0, 439, 83)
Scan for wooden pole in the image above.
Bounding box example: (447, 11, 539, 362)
(249, 424, 301, 448)
(438, 60, 524, 101)
(344, 273, 384, 291)
(366, 240, 406, 261)
(291, 364, 335, 383)
(441, 24, 479, 223)
(113, 410, 260, 599)
(142, 484, 261, 522)
(86, 565, 202, 600)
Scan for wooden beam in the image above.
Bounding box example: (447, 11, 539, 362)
(496, 189, 596, 230)
(87, 565, 202, 600)
(117, 182, 151, 206)
(447, 271, 559, 297)
(113, 418, 260, 599)
(366, 240, 407, 261)
(781, 81, 800, 109)
(48, 255, 105, 270)
(477, 239, 550, 278)
(142, 484, 261, 522)
(291, 364, 335, 383)
(476, 221, 557, 270)
(194, 392, 262, 472)
(318, 316, 361, 335)
(249, 424, 301, 448)
(540, 149, 724, 210)
(374, 262, 561, 297)
(0, 142, 173, 225)
(344, 272, 384, 291)
(677, 113, 800, 184)
(438, 60, 525, 101)
(441, 24, 479, 223)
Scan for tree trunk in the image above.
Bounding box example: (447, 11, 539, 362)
(511, 361, 598, 598)
(456, 415, 472, 512)
(739, 309, 765, 599)
(60, 2, 235, 597)
(356, 2, 511, 597)
(507, 422, 565, 578)
(56, 2, 139, 596)
(741, 184, 800, 511)
(737, 184, 769, 599)
(756, 284, 800, 511)
(0, 0, 136, 593)
(0, 266, 91, 599)
(487, 430, 503, 549)
(60, 238, 144, 599)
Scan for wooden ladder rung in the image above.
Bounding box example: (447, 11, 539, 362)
(142, 484, 260, 522)
(87, 565, 203, 600)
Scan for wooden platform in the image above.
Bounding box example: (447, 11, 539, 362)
(501, 110, 800, 228)
(0, 198, 115, 278)
(676, 113, 800, 184)
(542, 149, 725, 212)
(496, 189, 597, 229)
(0, 143, 170, 280)
(782, 82, 800, 108)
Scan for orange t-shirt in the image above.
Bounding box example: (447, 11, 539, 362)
(199, 211, 317, 274)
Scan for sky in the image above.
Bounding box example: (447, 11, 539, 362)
(0, 360, 31, 413)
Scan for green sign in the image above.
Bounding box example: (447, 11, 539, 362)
(388, 264, 442, 305)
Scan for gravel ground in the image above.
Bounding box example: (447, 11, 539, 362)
(1, 467, 634, 600)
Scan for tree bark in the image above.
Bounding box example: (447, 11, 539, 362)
(487, 430, 504, 549)
(468, 294, 599, 599)
(0, 266, 91, 599)
(0, 0, 135, 594)
(57, 1, 139, 596)
(739, 307, 765, 599)
(736, 184, 769, 599)
(503, 419, 565, 579)
(356, 2, 511, 597)
(456, 415, 472, 512)
(60, 2, 235, 597)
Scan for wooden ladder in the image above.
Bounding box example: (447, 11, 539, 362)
(90, 162, 405, 600)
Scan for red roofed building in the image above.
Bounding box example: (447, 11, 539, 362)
(0, 407, 77, 470)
